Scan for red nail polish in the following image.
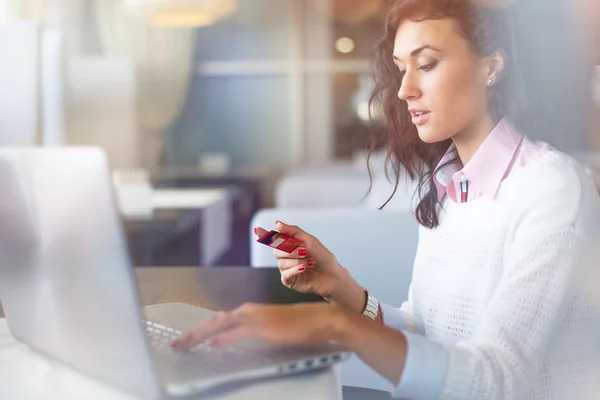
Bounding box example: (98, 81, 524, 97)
(298, 265, 306, 272)
(307, 260, 317, 267)
(171, 337, 187, 350)
(298, 249, 307, 257)
(253, 228, 258, 235)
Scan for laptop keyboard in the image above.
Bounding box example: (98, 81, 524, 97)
(144, 320, 346, 380)
(145, 321, 183, 349)
(144, 320, 247, 357)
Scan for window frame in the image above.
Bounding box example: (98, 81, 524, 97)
(194, 0, 372, 165)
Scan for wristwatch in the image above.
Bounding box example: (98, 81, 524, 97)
(362, 289, 379, 320)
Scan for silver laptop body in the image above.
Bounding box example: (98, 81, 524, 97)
(0, 147, 349, 399)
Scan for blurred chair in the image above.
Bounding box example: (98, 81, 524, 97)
(250, 207, 419, 391)
(274, 153, 372, 208)
(275, 167, 416, 211)
(275, 166, 370, 208)
(274, 150, 418, 211)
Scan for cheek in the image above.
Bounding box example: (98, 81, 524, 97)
(421, 67, 487, 139)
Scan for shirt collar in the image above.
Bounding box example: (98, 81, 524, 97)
(433, 145, 460, 203)
(433, 118, 524, 202)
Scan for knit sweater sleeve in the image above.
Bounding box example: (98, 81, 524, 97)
(438, 162, 596, 399)
(380, 286, 426, 335)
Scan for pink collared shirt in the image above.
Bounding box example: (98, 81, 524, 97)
(434, 118, 553, 203)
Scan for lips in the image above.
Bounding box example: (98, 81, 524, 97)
(408, 108, 431, 126)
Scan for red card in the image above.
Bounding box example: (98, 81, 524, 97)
(256, 230, 303, 253)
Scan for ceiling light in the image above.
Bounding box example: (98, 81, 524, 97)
(335, 37, 355, 54)
(124, 0, 237, 28)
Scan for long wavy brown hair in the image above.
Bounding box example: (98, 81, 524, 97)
(368, 0, 527, 228)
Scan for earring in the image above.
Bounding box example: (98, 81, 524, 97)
(487, 78, 493, 86)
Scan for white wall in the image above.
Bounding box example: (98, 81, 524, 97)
(0, 22, 39, 145)
(40, 29, 66, 145)
(66, 57, 141, 169)
(0, 1, 6, 23)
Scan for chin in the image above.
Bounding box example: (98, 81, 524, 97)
(416, 126, 451, 144)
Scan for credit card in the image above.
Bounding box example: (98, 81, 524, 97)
(256, 230, 304, 253)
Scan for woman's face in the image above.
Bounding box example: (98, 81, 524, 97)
(393, 18, 493, 143)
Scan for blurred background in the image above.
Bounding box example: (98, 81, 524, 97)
(0, 0, 598, 269)
(0, 0, 395, 268)
(0, 0, 389, 169)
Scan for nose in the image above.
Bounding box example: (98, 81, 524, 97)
(397, 69, 421, 101)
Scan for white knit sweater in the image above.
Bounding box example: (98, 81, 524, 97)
(383, 150, 600, 399)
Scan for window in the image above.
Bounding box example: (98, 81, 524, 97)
(166, 0, 387, 167)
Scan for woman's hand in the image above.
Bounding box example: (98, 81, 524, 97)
(171, 303, 342, 350)
(254, 221, 371, 314)
(254, 221, 347, 300)
(171, 302, 408, 386)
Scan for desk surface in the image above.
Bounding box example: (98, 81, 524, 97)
(0, 267, 323, 318)
(0, 267, 220, 318)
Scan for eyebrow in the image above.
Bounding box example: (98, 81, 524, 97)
(393, 45, 442, 61)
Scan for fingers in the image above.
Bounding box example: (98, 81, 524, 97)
(280, 264, 308, 286)
(209, 326, 255, 348)
(279, 260, 317, 287)
(255, 221, 315, 260)
(171, 311, 238, 350)
(253, 227, 269, 238)
(278, 258, 317, 272)
(253, 222, 307, 240)
(254, 225, 307, 258)
(273, 246, 307, 260)
(276, 221, 304, 237)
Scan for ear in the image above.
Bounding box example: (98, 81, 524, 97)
(485, 49, 506, 86)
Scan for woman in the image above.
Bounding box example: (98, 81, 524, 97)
(172, 1, 600, 398)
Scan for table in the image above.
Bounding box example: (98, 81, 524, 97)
(151, 188, 230, 210)
(124, 189, 232, 267)
(151, 168, 281, 266)
(150, 165, 281, 211)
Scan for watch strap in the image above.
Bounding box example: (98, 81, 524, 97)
(362, 290, 379, 320)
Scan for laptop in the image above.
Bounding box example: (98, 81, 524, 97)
(0, 147, 350, 399)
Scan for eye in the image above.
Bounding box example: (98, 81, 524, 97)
(418, 61, 438, 71)
(398, 69, 406, 79)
